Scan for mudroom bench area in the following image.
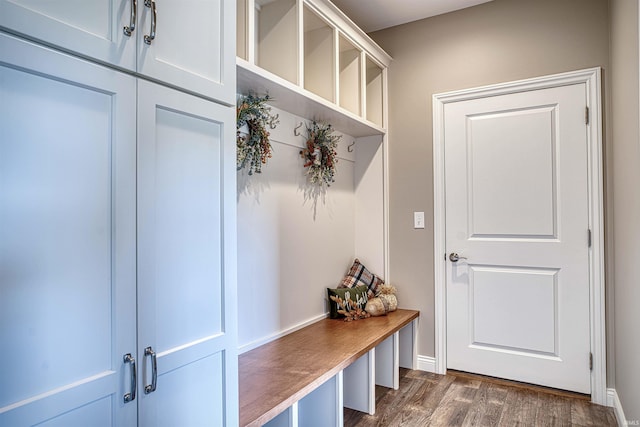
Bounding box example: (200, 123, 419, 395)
(239, 309, 419, 427)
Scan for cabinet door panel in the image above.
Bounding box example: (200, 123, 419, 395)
(0, 34, 137, 427)
(154, 352, 225, 427)
(136, 0, 235, 104)
(0, 0, 136, 70)
(31, 397, 113, 427)
(137, 80, 237, 426)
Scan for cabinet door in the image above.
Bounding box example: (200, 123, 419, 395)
(0, 33, 137, 426)
(0, 0, 137, 70)
(137, 80, 238, 426)
(136, 0, 235, 104)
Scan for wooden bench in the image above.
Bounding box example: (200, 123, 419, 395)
(239, 309, 420, 426)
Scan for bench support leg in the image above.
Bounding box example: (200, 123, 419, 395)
(343, 349, 376, 415)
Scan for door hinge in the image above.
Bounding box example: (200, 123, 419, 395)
(588, 229, 592, 247)
(585, 106, 590, 125)
(589, 352, 593, 371)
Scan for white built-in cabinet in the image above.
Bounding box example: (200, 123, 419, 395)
(0, 0, 236, 104)
(0, 0, 237, 423)
(236, 0, 394, 425)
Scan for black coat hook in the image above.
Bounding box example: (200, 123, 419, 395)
(269, 114, 279, 129)
(347, 141, 355, 152)
(294, 122, 303, 136)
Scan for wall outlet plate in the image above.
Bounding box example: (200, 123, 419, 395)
(414, 212, 425, 229)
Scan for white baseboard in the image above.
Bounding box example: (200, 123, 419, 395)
(238, 313, 328, 354)
(607, 388, 630, 427)
(416, 355, 437, 373)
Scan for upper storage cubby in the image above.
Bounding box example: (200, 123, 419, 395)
(236, 0, 390, 137)
(339, 35, 361, 116)
(366, 56, 384, 127)
(304, 6, 335, 102)
(256, 0, 299, 84)
(237, 0, 248, 60)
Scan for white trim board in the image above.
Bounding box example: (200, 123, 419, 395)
(432, 68, 607, 405)
(417, 355, 437, 373)
(238, 313, 328, 354)
(607, 388, 630, 427)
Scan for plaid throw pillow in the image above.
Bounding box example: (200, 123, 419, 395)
(339, 258, 384, 298)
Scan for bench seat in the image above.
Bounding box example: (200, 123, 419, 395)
(239, 308, 420, 426)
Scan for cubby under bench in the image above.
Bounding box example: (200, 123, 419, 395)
(239, 309, 420, 426)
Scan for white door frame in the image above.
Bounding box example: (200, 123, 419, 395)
(432, 68, 607, 405)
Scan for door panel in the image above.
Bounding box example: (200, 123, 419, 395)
(445, 83, 591, 393)
(468, 106, 557, 238)
(137, 80, 237, 425)
(0, 34, 137, 426)
(137, 0, 236, 104)
(471, 266, 558, 354)
(148, 106, 223, 351)
(0, 0, 136, 70)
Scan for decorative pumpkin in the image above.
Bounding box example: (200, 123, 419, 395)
(364, 298, 386, 316)
(365, 284, 398, 316)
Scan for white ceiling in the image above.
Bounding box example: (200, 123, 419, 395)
(330, 0, 494, 33)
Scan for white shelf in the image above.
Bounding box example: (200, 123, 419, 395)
(236, 0, 390, 137)
(237, 57, 385, 137)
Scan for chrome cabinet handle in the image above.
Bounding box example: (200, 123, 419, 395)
(144, 0, 157, 45)
(123, 353, 137, 403)
(449, 253, 468, 262)
(144, 346, 158, 394)
(123, 0, 137, 36)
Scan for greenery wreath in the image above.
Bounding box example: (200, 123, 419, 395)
(236, 94, 279, 175)
(300, 120, 341, 187)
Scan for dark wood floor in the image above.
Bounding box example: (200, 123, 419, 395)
(344, 368, 616, 426)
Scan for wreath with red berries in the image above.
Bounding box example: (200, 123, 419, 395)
(236, 94, 279, 175)
(299, 121, 341, 186)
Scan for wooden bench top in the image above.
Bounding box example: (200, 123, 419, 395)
(239, 309, 419, 426)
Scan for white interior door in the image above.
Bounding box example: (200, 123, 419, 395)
(444, 83, 592, 393)
(136, 80, 237, 426)
(0, 33, 137, 425)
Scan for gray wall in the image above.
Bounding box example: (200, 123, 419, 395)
(372, 0, 640, 416)
(610, 0, 640, 419)
(370, 0, 609, 359)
